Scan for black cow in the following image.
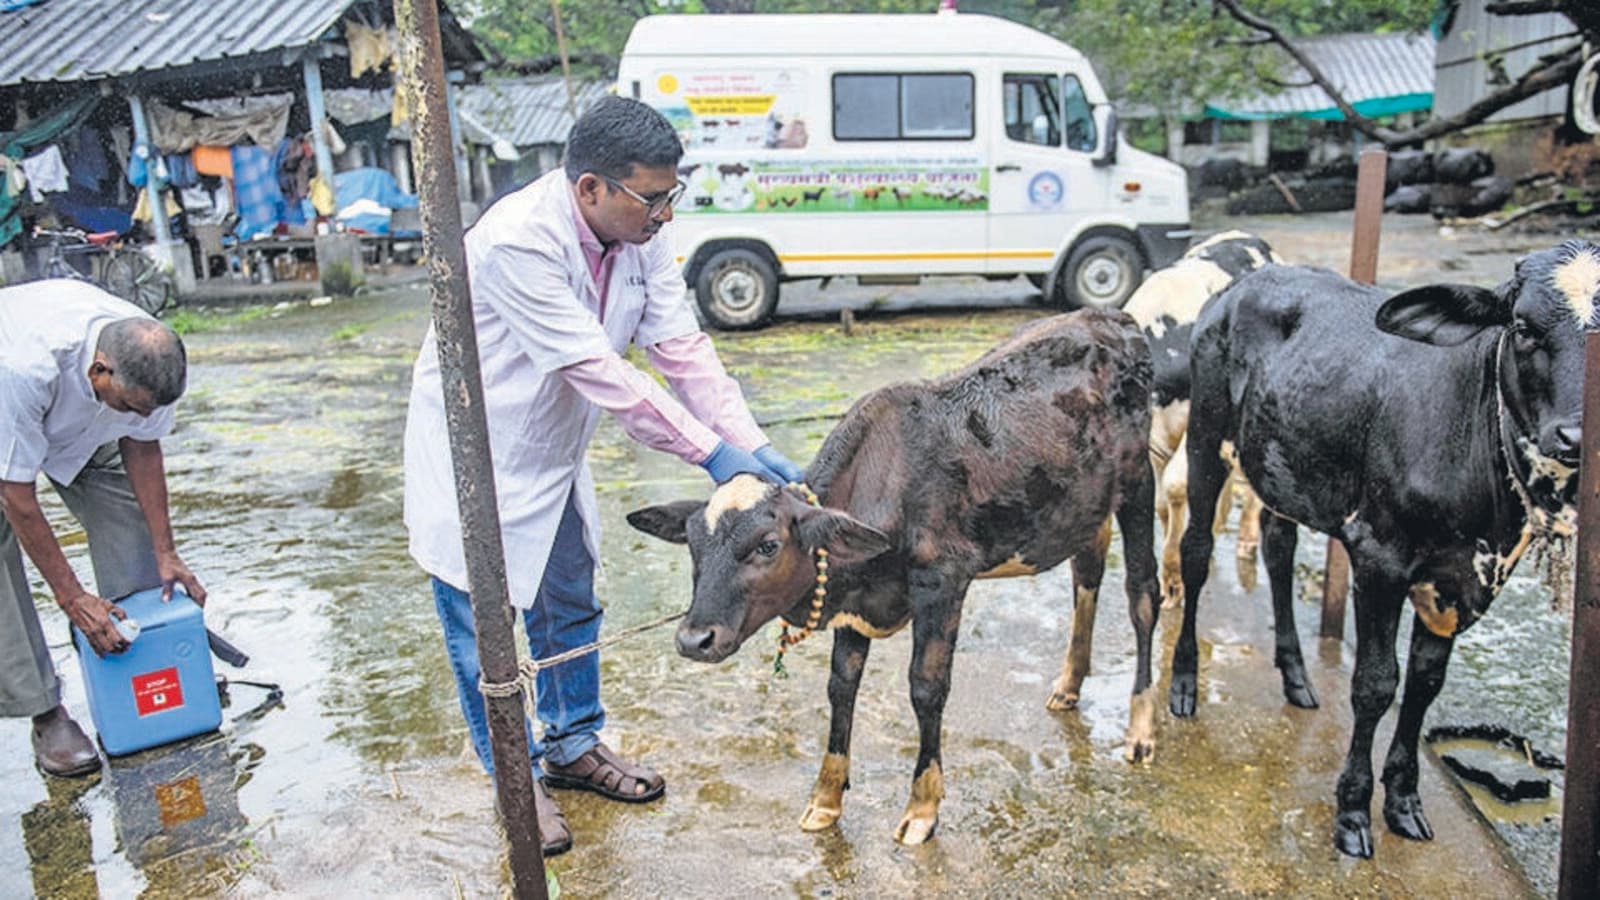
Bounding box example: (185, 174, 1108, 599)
(1172, 243, 1593, 858)
(629, 309, 1159, 845)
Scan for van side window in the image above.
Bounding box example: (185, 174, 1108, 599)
(833, 73, 974, 141)
(1062, 75, 1096, 152)
(1003, 74, 1061, 146)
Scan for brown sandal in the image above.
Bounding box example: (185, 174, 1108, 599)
(533, 780, 574, 856)
(543, 741, 666, 804)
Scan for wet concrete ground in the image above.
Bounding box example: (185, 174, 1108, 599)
(0, 210, 1577, 897)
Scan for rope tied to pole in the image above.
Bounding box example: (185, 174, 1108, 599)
(476, 609, 689, 708)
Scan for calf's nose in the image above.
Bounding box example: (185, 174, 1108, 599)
(1541, 421, 1583, 465)
(676, 624, 718, 660)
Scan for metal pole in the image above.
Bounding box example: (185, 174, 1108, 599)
(126, 95, 173, 245)
(300, 55, 339, 195)
(1559, 331, 1600, 899)
(391, 2, 548, 896)
(1321, 147, 1388, 640)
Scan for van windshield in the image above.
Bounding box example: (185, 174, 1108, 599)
(1062, 75, 1097, 152)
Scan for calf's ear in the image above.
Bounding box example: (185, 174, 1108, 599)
(626, 500, 703, 544)
(795, 508, 892, 565)
(1376, 284, 1508, 346)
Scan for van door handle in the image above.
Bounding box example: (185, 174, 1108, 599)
(995, 164, 1022, 172)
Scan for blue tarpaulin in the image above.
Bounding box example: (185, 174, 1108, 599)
(332, 167, 417, 235)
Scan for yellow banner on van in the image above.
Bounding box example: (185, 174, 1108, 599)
(684, 94, 776, 116)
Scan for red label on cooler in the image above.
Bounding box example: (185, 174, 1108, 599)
(131, 667, 185, 716)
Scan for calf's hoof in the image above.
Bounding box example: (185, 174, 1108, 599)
(799, 800, 842, 832)
(894, 812, 939, 845)
(1280, 666, 1319, 709)
(1123, 689, 1157, 763)
(1045, 687, 1080, 712)
(1123, 734, 1156, 764)
(1334, 811, 1374, 859)
(1384, 792, 1433, 841)
(1169, 674, 1197, 718)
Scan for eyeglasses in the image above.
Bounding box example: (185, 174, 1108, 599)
(602, 176, 687, 218)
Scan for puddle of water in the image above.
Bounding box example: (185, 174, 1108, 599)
(0, 276, 1566, 898)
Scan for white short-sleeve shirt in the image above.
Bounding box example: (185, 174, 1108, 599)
(403, 170, 701, 607)
(0, 279, 176, 485)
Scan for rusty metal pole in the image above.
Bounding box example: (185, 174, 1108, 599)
(392, 2, 548, 896)
(1321, 147, 1388, 640)
(1559, 331, 1600, 899)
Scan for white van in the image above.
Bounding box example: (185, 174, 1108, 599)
(616, 10, 1191, 329)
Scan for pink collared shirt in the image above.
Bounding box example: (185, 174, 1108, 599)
(561, 197, 766, 462)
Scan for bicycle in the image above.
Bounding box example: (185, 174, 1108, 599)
(33, 226, 177, 316)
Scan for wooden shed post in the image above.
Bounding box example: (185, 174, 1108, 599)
(1321, 147, 1388, 640)
(1559, 331, 1600, 899)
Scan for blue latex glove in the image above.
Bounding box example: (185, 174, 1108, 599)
(700, 441, 781, 484)
(754, 444, 805, 484)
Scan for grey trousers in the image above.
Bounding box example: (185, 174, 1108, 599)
(1, 443, 161, 717)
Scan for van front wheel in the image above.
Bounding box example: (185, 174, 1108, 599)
(694, 248, 779, 329)
(1059, 235, 1142, 310)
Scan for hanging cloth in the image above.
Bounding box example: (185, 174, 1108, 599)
(0, 91, 101, 247)
(192, 145, 234, 179)
(21, 144, 69, 201)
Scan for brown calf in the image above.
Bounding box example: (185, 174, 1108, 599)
(629, 309, 1160, 844)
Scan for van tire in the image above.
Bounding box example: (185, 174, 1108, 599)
(1059, 235, 1142, 310)
(694, 248, 779, 329)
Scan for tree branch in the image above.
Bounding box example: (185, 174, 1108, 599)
(1214, 0, 1406, 142)
(1385, 48, 1582, 144)
(1213, 0, 1586, 147)
(1486, 2, 1563, 16)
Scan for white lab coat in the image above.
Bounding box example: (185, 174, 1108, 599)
(403, 170, 700, 608)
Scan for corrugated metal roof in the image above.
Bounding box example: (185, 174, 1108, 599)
(457, 77, 609, 148)
(0, 0, 354, 88)
(1208, 31, 1436, 119)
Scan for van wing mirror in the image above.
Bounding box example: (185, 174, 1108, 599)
(1093, 106, 1119, 167)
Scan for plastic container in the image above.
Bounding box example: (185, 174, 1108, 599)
(73, 588, 222, 756)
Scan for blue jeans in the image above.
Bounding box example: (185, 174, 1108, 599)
(431, 491, 604, 776)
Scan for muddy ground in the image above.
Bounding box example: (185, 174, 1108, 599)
(0, 210, 1584, 898)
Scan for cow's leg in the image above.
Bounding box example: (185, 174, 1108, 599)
(1159, 441, 1189, 609)
(1380, 616, 1453, 842)
(1047, 517, 1111, 712)
(895, 567, 964, 845)
(800, 627, 872, 831)
(1235, 485, 1264, 592)
(1261, 510, 1317, 709)
(1236, 481, 1264, 561)
(1171, 435, 1230, 718)
(1116, 460, 1162, 763)
(1334, 570, 1405, 859)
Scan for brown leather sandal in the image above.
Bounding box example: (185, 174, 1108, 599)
(542, 741, 666, 804)
(533, 780, 574, 856)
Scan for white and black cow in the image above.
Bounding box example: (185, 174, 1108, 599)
(1122, 230, 1284, 607)
(1171, 242, 1593, 858)
(629, 309, 1160, 845)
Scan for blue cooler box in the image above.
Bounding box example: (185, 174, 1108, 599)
(73, 588, 222, 756)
